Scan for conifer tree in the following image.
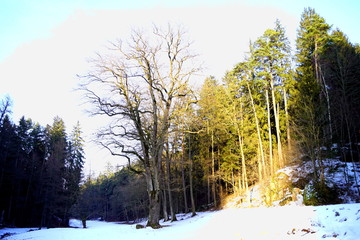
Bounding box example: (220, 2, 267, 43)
(64, 122, 85, 225)
(223, 68, 250, 193)
(41, 117, 68, 227)
(295, 8, 331, 181)
(251, 19, 293, 170)
(323, 30, 360, 147)
(197, 76, 227, 206)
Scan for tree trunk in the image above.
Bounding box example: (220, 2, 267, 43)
(181, 133, 189, 213)
(81, 218, 87, 228)
(319, 67, 333, 141)
(188, 134, 196, 217)
(345, 117, 360, 195)
(270, 78, 284, 168)
(162, 189, 169, 222)
(207, 175, 211, 206)
(283, 88, 291, 153)
(145, 165, 161, 229)
(266, 90, 274, 176)
(247, 82, 266, 180)
(236, 101, 248, 193)
(238, 133, 248, 193)
(211, 131, 217, 207)
(166, 145, 177, 222)
(147, 190, 161, 228)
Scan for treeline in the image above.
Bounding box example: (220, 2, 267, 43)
(73, 139, 208, 225)
(0, 98, 84, 228)
(77, 7, 360, 225)
(72, 166, 147, 226)
(196, 8, 360, 204)
(2, 7, 358, 228)
(194, 8, 360, 204)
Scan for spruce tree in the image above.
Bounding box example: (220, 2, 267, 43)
(295, 8, 331, 182)
(251, 19, 293, 170)
(42, 117, 68, 227)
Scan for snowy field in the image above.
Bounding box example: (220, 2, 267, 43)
(2, 159, 359, 240)
(1, 203, 360, 240)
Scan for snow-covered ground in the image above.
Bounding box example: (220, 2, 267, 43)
(2, 158, 359, 240)
(1, 203, 360, 240)
(284, 158, 360, 204)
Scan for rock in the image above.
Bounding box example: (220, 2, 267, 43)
(136, 224, 145, 229)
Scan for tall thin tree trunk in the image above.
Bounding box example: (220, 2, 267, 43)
(238, 132, 248, 193)
(166, 143, 177, 222)
(320, 68, 333, 141)
(207, 175, 211, 206)
(345, 116, 360, 195)
(181, 134, 189, 213)
(238, 172, 243, 193)
(258, 147, 262, 180)
(266, 90, 274, 175)
(211, 130, 217, 207)
(188, 134, 196, 217)
(270, 78, 284, 168)
(283, 88, 291, 152)
(247, 82, 266, 179)
(189, 157, 196, 217)
(232, 168, 237, 193)
(162, 189, 169, 222)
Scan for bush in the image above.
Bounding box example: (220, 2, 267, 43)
(303, 181, 340, 205)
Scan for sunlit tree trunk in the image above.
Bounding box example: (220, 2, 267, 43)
(266, 90, 274, 175)
(247, 82, 266, 180)
(207, 174, 211, 206)
(238, 131, 248, 193)
(270, 76, 284, 168)
(211, 130, 217, 207)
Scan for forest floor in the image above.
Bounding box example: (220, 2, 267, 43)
(1, 158, 360, 240)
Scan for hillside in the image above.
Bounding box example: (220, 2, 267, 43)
(224, 157, 360, 209)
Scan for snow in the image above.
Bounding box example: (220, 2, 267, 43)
(1, 204, 360, 240)
(1, 158, 359, 239)
(287, 158, 360, 203)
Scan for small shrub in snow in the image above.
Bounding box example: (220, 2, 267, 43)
(303, 181, 340, 206)
(135, 224, 145, 229)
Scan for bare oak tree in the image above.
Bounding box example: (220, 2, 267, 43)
(80, 25, 200, 228)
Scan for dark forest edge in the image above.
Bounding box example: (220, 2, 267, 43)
(0, 99, 84, 228)
(1, 7, 360, 229)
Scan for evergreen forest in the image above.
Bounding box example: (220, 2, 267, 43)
(1, 8, 360, 229)
(0, 104, 84, 227)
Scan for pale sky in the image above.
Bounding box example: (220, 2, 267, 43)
(1, 0, 359, 175)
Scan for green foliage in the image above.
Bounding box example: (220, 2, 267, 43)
(303, 181, 340, 206)
(3, 8, 360, 228)
(72, 166, 148, 223)
(194, 8, 360, 207)
(199, 19, 294, 196)
(0, 109, 84, 227)
(294, 8, 330, 121)
(322, 30, 360, 144)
